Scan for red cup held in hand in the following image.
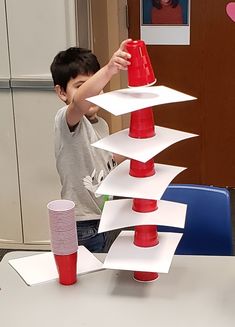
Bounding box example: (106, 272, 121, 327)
(126, 40, 156, 87)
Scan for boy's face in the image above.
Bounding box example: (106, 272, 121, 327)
(59, 74, 100, 119)
(65, 74, 91, 103)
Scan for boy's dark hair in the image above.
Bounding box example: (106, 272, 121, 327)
(50, 47, 100, 91)
(152, 0, 179, 9)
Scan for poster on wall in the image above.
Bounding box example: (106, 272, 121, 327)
(140, 0, 191, 45)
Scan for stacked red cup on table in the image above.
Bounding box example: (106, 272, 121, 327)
(47, 199, 78, 285)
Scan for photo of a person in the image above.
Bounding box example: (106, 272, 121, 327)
(152, 0, 183, 24)
(142, 0, 189, 25)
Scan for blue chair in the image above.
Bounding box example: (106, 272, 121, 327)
(159, 184, 233, 255)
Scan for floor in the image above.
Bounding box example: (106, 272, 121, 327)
(1, 188, 235, 261)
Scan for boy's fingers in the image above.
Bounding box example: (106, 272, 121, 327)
(114, 56, 130, 67)
(116, 49, 131, 59)
(115, 63, 128, 71)
(120, 38, 132, 51)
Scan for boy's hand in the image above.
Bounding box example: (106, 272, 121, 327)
(67, 39, 132, 126)
(107, 39, 132, 75)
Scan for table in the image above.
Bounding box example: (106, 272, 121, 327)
(1, 251, 235, 327)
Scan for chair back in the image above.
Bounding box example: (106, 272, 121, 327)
(159, 184, 233, 255)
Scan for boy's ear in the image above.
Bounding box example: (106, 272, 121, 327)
(54, 85, 68, 102)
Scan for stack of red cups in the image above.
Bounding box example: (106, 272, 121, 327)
(126, 40, 159, 282)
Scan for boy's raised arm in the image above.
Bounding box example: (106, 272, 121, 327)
(66, 39, 132, 127)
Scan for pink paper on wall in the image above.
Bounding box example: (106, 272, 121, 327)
(226, 2, 235, 22)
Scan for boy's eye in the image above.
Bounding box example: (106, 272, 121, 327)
(74, 83, 84, 89)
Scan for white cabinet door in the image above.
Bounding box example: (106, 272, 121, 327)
(13, 89, 62, 244)
(4, 0, 77, 245)
(0, 0, 10, 79)
(0, 0, 22, 243)
(0, 0, 78, 246)
(5, 0, 76, 78)
(0, 90, 22, 243)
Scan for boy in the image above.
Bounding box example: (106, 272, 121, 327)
(50, 39, 131, 252)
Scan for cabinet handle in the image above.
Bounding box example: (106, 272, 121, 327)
(10, 78, 54, 90)
(0, 79, 10, 89)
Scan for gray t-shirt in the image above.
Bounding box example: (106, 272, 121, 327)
(55, 106, 114, 221)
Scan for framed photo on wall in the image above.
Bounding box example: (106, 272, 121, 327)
(141, 0, 191, 45)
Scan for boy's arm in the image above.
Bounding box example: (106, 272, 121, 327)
(66, 39, 131, 127)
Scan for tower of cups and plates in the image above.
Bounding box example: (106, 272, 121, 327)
(88, 40, 197, 282)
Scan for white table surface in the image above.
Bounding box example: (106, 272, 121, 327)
(1, 251, 235, 327)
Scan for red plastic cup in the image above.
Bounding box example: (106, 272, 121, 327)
(134, 271, 159, 282)
(129, 158, 155, 178)
(47, 199, 78, 286)
(126, 40, 156, 87)
(134, 225, 159, 247)
(54, 252, 77, 285)
(134, 226, 159, 281)
(129, 107, 155, 138)
(132, 198, 158, 212)
(133, 225, 159, 282)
